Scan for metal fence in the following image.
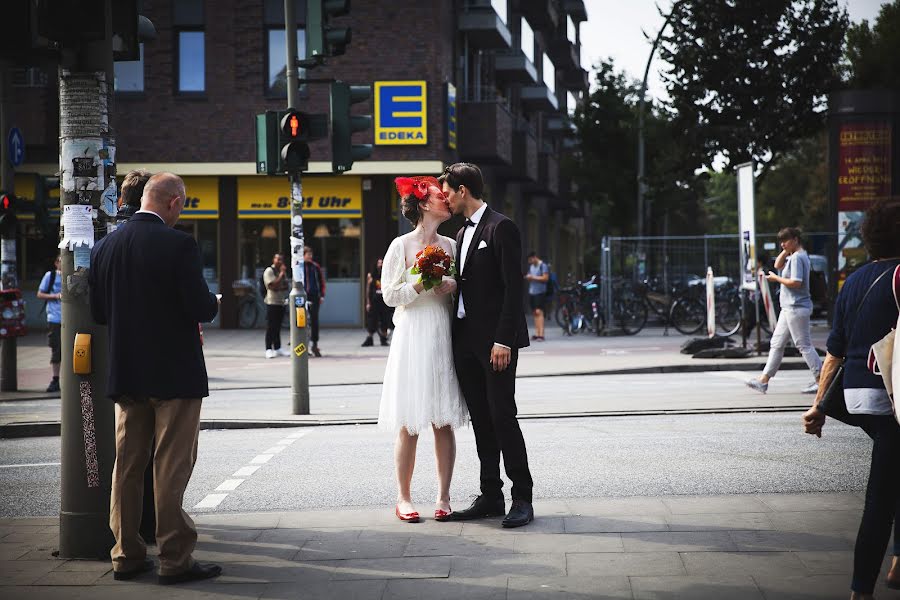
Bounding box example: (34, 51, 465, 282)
(598, 232, 839, 332)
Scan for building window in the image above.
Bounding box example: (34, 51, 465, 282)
(566, 15, 577, 45)
(543, 54, 555, 93)
(521, 17, 534, 63)
(567, 91, 577, 116)
(267, 28, 306, 96)
(177, 30, 205, 92)
(114, 44, 144, 92)
(492, 0, 507, 24)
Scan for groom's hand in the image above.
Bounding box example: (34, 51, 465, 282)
(491, 344, 511, 371)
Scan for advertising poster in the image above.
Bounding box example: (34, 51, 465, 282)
(736, 162, 756, 291)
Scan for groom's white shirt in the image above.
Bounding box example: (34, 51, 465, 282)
(457, 202, 510, 350)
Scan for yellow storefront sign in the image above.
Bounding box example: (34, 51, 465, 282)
(374, 81, 428, 146)
(237, 176, 362, 219)
(180, 176, 219, 219)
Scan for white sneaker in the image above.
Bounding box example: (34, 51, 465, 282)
(801, 381, 819, 394)
(265, 349, 277, 359)
(745, 379, 768, 394)
(276, 348, 291, 357)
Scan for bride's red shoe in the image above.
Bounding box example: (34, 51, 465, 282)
(395, 505, 420, 523)
(434, 507, 452, 521)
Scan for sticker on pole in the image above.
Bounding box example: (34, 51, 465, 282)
(293, 343, 307, 357)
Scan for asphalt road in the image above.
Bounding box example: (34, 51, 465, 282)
(0, 412, 871, 519)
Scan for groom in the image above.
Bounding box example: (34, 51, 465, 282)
(440, 162, 534, 528)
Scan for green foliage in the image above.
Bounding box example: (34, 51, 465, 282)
(659, 0, 848, 171)
(845, 0, 900, 89)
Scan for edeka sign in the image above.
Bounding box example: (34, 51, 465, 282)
(237, 176, 362, 219)
(374, 81, 427, 145)
(180, 176, 219, 219)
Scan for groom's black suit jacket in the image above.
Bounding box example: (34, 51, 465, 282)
(454, 205, 529, 349)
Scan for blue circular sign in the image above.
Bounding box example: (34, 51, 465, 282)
(7, 128, 24, 168)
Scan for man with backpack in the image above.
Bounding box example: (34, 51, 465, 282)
(525, 251, 550, 341)
(36, 255, 62, 393)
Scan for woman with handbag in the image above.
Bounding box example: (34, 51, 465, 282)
(803, 199, 900, 600)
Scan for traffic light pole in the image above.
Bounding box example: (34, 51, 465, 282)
(57, 0, 116, 559)
(0, 59, 18, 391)
(285, 0, 310, 415)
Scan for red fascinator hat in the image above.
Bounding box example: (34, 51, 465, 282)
(395, 176, 441, 201)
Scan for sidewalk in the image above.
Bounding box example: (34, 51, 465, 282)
(1, 323, 827, 400)
(0, 491, 890, 599)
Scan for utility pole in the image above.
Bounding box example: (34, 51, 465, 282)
(0, 59, 18, 391)
(285, 0, 310, 415)
(56, 0, 116, 559)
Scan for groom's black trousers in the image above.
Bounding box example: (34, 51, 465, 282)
(453, 323, 533, 504)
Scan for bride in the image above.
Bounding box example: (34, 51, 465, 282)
(378, 175, 468, 523)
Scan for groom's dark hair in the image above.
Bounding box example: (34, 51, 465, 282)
(439, 162, 483, 199)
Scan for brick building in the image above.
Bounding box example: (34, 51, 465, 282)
(8, 0, 590, 328)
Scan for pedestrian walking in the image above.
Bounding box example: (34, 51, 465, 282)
(802, 199, 900, 600)
(262, 253, 290, 358)
(35, 255, 62, 393)
(89, 172, 222, 585)
(746, 227, 822, 394)
(303, 246, 326, 357)
(362, 258, 392, 347)
(525, 251, 550, 341)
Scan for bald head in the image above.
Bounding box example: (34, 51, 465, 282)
(141, 172, 185, 227)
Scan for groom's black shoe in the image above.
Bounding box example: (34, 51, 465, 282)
(502, 500, 534, 528)
(444, 494, 505, 521)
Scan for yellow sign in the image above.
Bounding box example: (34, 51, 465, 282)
(294, 343, 307, 357)
(180, 176, 219, 219)
(1, 173, 60, 220)
(237, 176, 362, 219)
(375, 81, 428, 145)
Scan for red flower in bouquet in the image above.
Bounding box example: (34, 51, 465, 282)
(411, 245, 457, 291)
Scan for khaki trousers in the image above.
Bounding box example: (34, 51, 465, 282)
(109, 397, 202, 575)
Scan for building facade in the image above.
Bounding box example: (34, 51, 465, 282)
(8, 0, 590, 328)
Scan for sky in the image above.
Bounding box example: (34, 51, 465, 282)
(579, 0, 889, 100)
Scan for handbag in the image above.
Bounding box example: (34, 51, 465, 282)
(818, 263, 899, 425)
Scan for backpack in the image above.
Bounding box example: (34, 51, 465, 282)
(40, 269, 57, 314)
(545, 267, 558, 299)
(259, 269, 269, 298)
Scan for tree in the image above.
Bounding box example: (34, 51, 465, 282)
(658, 0, 848, 172)
(845, 0, 900, 89)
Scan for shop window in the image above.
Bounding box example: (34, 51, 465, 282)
(114, 44, 144, 92)
(266, 28, 306, 96)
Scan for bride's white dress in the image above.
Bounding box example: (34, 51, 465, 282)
(378, 236, 468, 435)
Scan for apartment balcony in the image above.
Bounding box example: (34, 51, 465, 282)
(494, 49, 538, 85)
(538, 145, 560, 196)
(457, 88, 514, 166)
(497, 117, 538, 182)
(459, 0, 512, 49)
(559, 63, 589, 90)
(562, 0, 587, 22)
(521, 84, 559, 112)
(518, 0, 559, 33)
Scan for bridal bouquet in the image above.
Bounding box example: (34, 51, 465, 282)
(411, 245, 456, 291)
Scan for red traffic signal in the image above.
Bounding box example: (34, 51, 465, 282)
(281, 111, 305, 140)
(1, 193, 13, 211)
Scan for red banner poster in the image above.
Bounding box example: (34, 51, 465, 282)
(837, 122, 893, 210)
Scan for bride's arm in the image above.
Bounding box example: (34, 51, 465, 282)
(382, 239, 421, 308)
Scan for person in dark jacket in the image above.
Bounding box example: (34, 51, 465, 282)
(303, 245, 326, 357)
(89, 172, 221, 585)
(803, 199, 900, 600)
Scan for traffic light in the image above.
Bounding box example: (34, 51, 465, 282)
(0, 194, 18, 237)
(306, 0, 351, 60)
(330, 82, 373, 173)
(279, 109, 328, 173)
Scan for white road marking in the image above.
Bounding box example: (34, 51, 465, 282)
(232, 465, 260, 477)
(262, 446, 286, 454)
(194, 493, 228, 509)
(250, 454, 274, 464)
(287, 431, 309, 439)
(275, 439, 295, 446)
(0, 462, 61, 469)
(215, 479, 245, 492)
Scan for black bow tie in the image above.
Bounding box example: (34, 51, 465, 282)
(464, 219, 476, 228)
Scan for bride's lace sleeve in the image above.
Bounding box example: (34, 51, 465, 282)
(382, 238, 419, 308)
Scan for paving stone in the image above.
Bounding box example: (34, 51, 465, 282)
(361, 521, 463, 537)
(567, 497, 671, 517)
(512, 532, 623, 554)
(621, 531, 738, 552)
(680, 551, 810, 577)
(662, 495, 771, 515)
(563, 514, 669, 534)
(277, 508, 399, 529)
(196, 527, 265, 543)
(532, 499, 573, 517)
(32, 569, 107, 585)
(567, 552, 685, 577)
(756, 492, 862, 513)
(665, 512, 774, 532)
(326, 556, 450, 581)
(94, 558, 333, 585)
(459, 517, 564, 536)
(404, 535, 514, 557)
(630, 575, 765, 599)
(193, 539, 301, 562)
(0, 559, 60, 585)
(765, 510, 860, 534)
(794, 551, 854, 575)
(296, 536, 410, 561)
(0, 517, 57, 527)
(0, 543, 31, 560)
(263, 580, 387, 600)
(193, 512, 281, 529)
(507, 575, 633, 599)
(729, 530, 853, 552)
(256, 527, 356, 547)
(752, 574, 852, 600)
(383, 576, 507, 600)
(51, 560, 111, 573)
(450, 553, 566, 578)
